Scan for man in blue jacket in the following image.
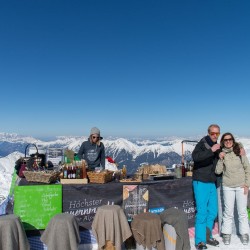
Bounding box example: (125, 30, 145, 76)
(192, 124, 221, 249)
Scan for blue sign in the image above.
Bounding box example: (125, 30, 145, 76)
(149, 207, 165, 214)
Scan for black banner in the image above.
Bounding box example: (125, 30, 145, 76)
(62, 177, 195, 229)
(62, 183, 124, 229)
(147, 178, 195, 227)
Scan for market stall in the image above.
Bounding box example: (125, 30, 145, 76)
(15, 177, 195, 230)
(10, 144, 195, 232)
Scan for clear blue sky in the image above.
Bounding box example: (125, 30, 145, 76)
(0, 0, 250, 138)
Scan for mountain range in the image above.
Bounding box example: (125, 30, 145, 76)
(1, 132, 250, 170)
(0, 132, 198, 170)
(1, 132, 250, 204)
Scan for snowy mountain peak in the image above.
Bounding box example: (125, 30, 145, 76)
(0, 132, 41, 144)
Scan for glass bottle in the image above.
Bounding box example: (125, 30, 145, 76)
(175, 165, 182, 178)
(63, 164, 68, 179)
(181, 164, 186, 177)
(67, 165, 71, 179)
(122, 165, 127, 179)
(72, 166, 76, 179)
(82, 161, 87, 179)
(76, 166, 80, 179)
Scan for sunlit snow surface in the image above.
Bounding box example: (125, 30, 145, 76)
(190, 234, 250, 250)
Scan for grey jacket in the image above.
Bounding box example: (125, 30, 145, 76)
(77, 139, 105, 170)
(160, 208, 191, 250)
(215, 147, 250, 187)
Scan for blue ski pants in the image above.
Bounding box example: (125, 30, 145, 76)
(193, 180, 218, 245)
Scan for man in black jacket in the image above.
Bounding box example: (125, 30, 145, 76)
(192, 124, 221, 250)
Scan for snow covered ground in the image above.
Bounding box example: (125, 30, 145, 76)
(77, 236, 250, 250)
(78, 235, 250, 250)
(190, 234, 250, 250)
(24, 232, 250, 250)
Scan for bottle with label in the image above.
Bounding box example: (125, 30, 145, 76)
(181, 164, 186, 177)
(72, 166, 76, 179)
(114, 170, 121, 182)
(76, 166, 80, 179)
(175, 165, 182, 178)
(63, 164, 68, 179)
(67, 166, 72, 179)
(82, 160, 87, 179)
(122, 165, 127, 179)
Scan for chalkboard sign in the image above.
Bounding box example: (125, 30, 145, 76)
(122, 185, 148, 221)
(14, 184, 62, 230)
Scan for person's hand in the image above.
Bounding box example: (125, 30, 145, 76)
(241, 185, 249, 195)
(219, 152, 225, 159)
(240, 147, 246, 156)
(211, 143, 220, 152)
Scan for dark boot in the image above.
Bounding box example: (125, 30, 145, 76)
(206, 227, 219, 246)
(195, 242, 207, 249)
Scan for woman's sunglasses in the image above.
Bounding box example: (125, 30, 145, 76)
(223, 138, 233, 143)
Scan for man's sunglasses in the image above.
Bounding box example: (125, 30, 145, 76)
(210, 132, 220, 136)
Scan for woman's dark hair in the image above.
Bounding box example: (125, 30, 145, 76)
(220, 132, 241, 156)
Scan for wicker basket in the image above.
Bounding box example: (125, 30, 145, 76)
(87, 170, 113, 184)
(23, 170, 60, 183)
(142, 164, 167, 175)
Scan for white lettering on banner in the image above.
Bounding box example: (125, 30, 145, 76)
(125, 203, 147, 209)
(183, 207, 195, 214)
(67, 199, 116, 224)
(107, 201, 114, 205)
(83, 215, 95, 222)
(69, 199, 102, 209)
(187, 214, 195, 220)
(182, 199, 196, 220)
(182, 200, 195, 207)
(68, 207, 97, 216)
(67, 211, 95, 222)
